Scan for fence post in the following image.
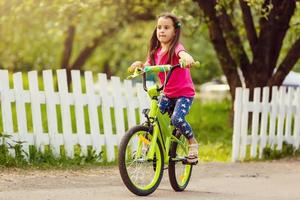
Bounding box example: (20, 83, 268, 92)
(232, 87, 243, 162)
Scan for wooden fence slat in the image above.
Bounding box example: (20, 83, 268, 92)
(85, 71, 102, 155)
(0, 70, 15, 156)
(269, 87, 279, 148)
(111, 76, 126, 145)
(240, 88, 250, 160)
(43, 70, 60, 157)
(124, 80, 137, 128)
(28, 71, 45, 153)
(293, 88, 300, 149)
(98, 73, 115, 162)
(71, 70, 88, 156)
(57, 69, 74, 158)
(277, 86, 286, 150)
(136, 82, 149, 123)
(250, 88, 261, 158)
(285, 87, 294, 144)
(232, 87, 243, 161)
(259, 87, 270, 158)
(13, 72, 30, 157)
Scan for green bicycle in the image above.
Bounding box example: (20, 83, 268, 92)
(118, 62, 200, 196)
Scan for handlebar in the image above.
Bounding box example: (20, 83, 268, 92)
(128, 61, 200, 92)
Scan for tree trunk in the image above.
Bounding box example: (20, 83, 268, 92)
(195, 0, 299, 97)
(194, 0, 242, 101)
(61, 25, 76, 85)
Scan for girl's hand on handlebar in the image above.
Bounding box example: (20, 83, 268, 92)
(179, 52, 194, 68)
(128, 61, 144, 73)
(179, 59, 194, 68)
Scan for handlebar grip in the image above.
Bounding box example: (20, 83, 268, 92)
(180, 60, 201, 68)
(191, 61, 201, 68)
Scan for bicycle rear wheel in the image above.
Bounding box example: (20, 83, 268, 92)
(168, 130, 193, 191)
(118, 125, 164, 196)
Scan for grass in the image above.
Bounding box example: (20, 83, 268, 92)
(0, 99, 233, 168)
(187, 100, 233, 162)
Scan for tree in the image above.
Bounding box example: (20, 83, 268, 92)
(194, 0, 300, 100)
(59, 1, 160, 84)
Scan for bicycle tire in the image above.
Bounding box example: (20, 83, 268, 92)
(118, 125, 164, 196)
(168, 130, 193, 191)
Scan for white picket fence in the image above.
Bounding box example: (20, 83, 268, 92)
(0, 69, 151, 162)
(232, 86, 300, 161)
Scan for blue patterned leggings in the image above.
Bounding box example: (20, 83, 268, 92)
(158, 95, 194, 139)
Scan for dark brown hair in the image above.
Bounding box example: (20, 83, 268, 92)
(148, 12, 181, 65)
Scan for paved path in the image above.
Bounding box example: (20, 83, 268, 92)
(1, 160, 300, 200)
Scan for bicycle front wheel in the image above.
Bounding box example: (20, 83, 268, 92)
(168, 130, 193, 191)
(118, 125, 164, 196)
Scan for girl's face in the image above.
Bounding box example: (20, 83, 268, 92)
(156, 17, 176, 46)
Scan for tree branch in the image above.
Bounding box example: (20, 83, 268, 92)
(69, 12, 155, 72)
(217, 7, 251, 84)
(61, 25, 76, 69)
(268, 38, 300, 86)
(70, 26, 118, 71)
(252, 0, 296, 83)
(239, 0, 258, 53)
(194, 0, 242, 99)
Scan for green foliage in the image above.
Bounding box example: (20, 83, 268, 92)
(262, 142, 300, 160)
(243, 0, 273, 18)
(0, 0, 221, 83)
(0, 133, 104, 168)
(187, 100, 233, 162)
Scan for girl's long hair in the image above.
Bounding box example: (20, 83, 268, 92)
(148, 13, 181, 65)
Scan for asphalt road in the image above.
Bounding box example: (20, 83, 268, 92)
(1, 160, 300, 200)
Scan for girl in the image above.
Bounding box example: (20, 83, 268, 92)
(128, 12, 198, 163)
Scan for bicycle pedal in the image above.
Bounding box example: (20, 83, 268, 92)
(182, 158, 198, 165)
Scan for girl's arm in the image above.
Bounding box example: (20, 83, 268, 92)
(178, 51, 195, 67)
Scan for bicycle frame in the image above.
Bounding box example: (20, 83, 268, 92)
(136, 85, 188, 165)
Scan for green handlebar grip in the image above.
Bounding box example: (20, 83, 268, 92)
(180, 60, 201, 68)
(144, 65, 172, 73)
(192, 61, 201, 68)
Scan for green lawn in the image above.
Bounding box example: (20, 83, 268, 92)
(0, 92, 233, 167)
(187, 100, 232, 162)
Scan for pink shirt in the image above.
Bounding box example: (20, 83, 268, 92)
(147, 43, 195, 98)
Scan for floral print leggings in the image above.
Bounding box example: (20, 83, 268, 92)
(158, 95, 194, 139)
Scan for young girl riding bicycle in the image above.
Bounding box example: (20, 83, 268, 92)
(128, 12, 199, 163)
